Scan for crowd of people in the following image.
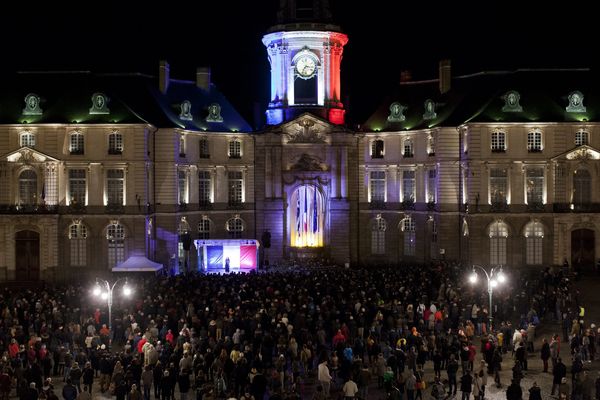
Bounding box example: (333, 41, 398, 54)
(0, 262, 594, 400)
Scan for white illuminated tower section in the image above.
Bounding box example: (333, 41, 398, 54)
(263, 13, 348, 125)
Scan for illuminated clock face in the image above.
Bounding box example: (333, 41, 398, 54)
(295, 55, 316, 78)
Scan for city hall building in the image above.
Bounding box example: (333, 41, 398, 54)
(1, 2, 599, 280)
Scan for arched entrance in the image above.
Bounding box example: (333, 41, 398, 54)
(290, 184, 324, 248)
(15, 230, 40, 280)
(571, 229, 595, 274)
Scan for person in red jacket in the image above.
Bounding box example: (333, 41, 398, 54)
(8, 339, 18, 360)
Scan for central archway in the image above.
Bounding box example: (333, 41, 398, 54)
(15, 230, 40, 281)
(290, 185, 324, 247)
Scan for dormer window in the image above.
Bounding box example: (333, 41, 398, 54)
(70, 131, 84, 154)
(575, 130, 588, 146)
(371, 139, 384, 158)
(20, 131, 35, 148)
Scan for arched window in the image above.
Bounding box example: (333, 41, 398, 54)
(227, 217, 244, 239)
(489, 221, 508, 266)
(19, 170, 37, 205)
(371, 216, 386, 254)
(107, 223, 125, 268)
(198, 219, 211, 240)
(108, 131, 123, 154)
(403, 216, 416, 256)
(69, 131, 84, 154)
(228, 139, 242, 158)
(69, 223, 87, 266)
(20, 131, 35, 147)
(524, 221, 544, 265)
(573, 169, 591, 208)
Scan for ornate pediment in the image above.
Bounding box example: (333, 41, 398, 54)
(289, 153, 326, 171)
(279, 114, 333, 144)
(4, 147, 59, 163)
(553, 145, 600, 161)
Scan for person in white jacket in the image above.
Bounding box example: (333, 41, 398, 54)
(342, 377, 359, 399)
(318, 359, 333, 397)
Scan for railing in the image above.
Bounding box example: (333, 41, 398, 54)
(369, 200, 386, 210)
(490, 202, 509, 212)
(0, 204, 59, 214)
(553, 203, 600, 213)
(401, 199, 415, 210)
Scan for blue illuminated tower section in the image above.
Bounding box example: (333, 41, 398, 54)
(263, 15, 348, 125)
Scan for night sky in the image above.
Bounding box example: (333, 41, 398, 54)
(2, 1, 595, 127)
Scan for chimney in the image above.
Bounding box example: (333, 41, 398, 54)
(439, 59, 451, 94)
(400, 70, 412, 83)
(196, 67, 211, 91)
(159, 60, 170, 94)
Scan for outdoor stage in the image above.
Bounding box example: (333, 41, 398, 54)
(194, 239, 259, 274)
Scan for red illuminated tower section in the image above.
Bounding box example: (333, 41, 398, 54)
(263, 0, 348, 125)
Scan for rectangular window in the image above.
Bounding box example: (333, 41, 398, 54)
(20, 133, 35, 147)
(68, 169, 86, 206)
(371, 228, 385, 254)
(69, 225, 87, 267)
(107, 169, 124, 206)
(178, 170, 187, 204)
(198, 219, 210, 239)
(430, 219, 438, 260)
(371, 140, 384, 158)
(527, 131, 542, 152)
(369, 171, 386, 203)
(229, 140, 241, 158)
(490, 168, 507, 205)
(403, 141, 413, 157)
(228, 171, 243, 206)
(427, 169, 437, 203)
(108, 133, 123, 154)
(491, 131, 506, 152)
(490, 237, 507, 265)
(199, 138, 210, 158)
(179, 136, 186, 157)
(576, 131, 588, 146)
(526, 167, 544, 205)
(526, 237, 543, 265)
(199, 171, 212, 206)
(402, 170, 415, 202)
(403, 218, 416, 256)
(70, 133, 84, 154)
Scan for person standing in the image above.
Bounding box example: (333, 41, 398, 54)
(506, 379, 522, 400)
(541, 338, 551, 373)
(552, 358, 567, 396)
(460, 370, 473, 400)
(318, 359, 332, 398)
(447, 355, 459, 397)
(342, 377, 358, 399)
(528, 381, 542, 400)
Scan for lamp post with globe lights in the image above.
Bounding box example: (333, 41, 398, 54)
(93, 278, 132, 347)
(468, 265, 506, 332)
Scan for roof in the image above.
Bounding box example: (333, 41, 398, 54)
(0, 71, 251, 132)
(113, 256, 163, 272)
(364, 68, 600, 131)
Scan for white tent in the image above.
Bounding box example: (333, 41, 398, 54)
(113, 256, 163, 272)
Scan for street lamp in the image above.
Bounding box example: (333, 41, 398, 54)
(468, 265, 506, 332)
(93, 278, 132, 347)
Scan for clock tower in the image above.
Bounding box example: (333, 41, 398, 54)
(263, 0, 348, 125)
